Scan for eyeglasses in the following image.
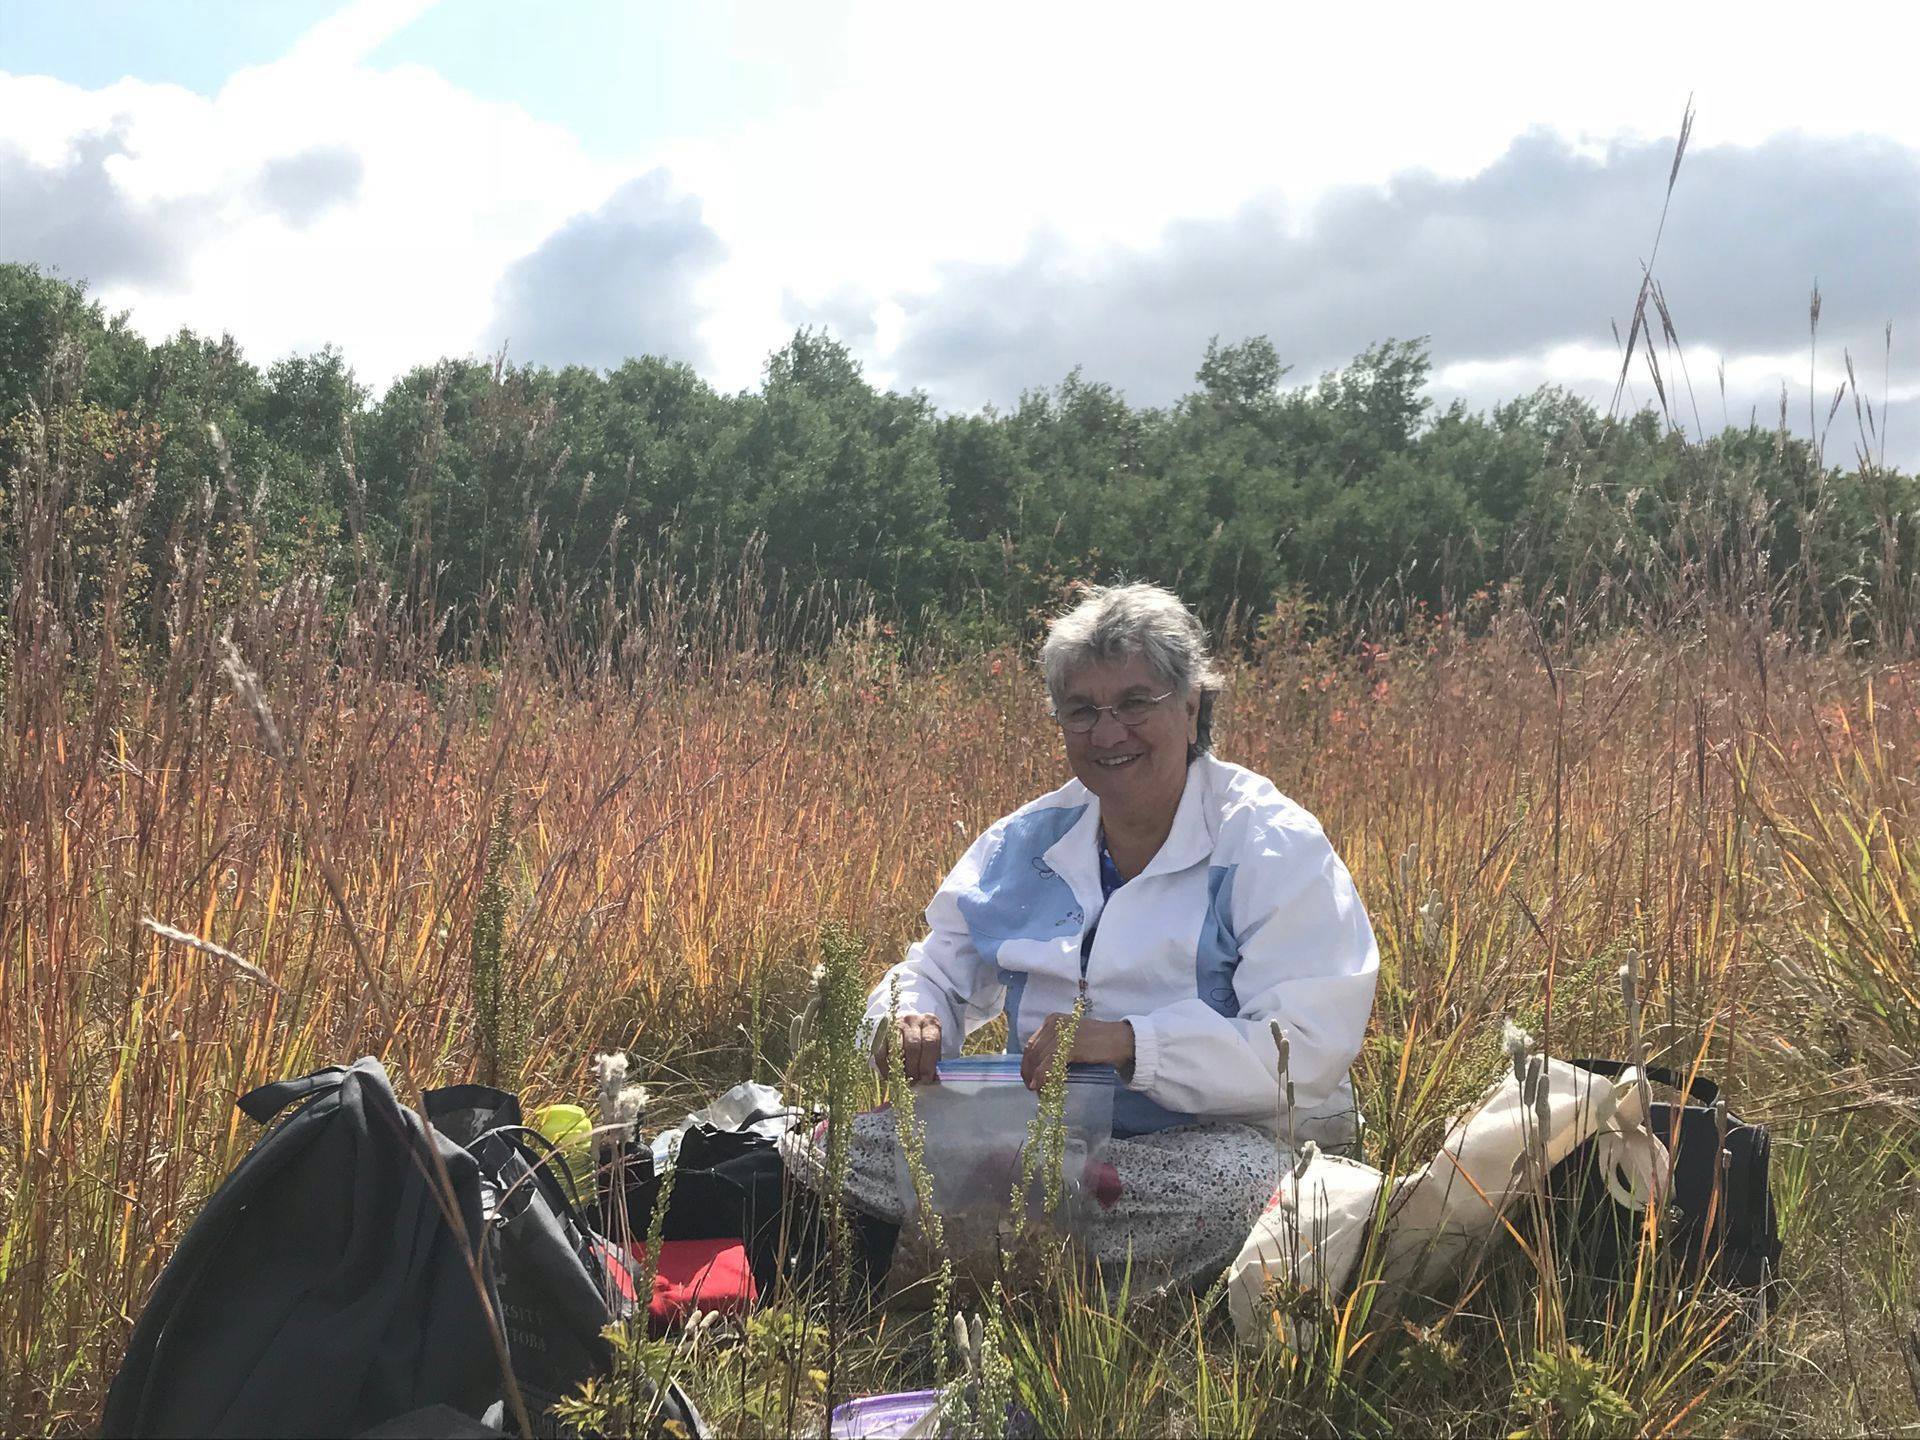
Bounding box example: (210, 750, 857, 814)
(1051, 689, 1176, 734)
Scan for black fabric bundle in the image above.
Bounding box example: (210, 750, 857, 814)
(1550, 1059, 1782, 1305)
(596, 1119, 897, 1298)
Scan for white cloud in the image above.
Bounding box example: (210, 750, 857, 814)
(0, 0, 616, 382)
(2, 0, 1917, 462)
(1435, 342, 1920, 467)
(654, 0, 1920, 402)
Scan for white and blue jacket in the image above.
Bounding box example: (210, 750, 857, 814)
(866, 753, 1379, 1141)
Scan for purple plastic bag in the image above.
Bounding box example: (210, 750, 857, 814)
(828, 1388, 942, 1438)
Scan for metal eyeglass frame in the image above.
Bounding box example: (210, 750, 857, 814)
(1051, 688, 1177, 734)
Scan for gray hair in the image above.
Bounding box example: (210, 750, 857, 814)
(1041, 582, 1222, 754)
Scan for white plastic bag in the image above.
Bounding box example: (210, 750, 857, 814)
(896, 1056, 1116, 1254)
(650, 1080, 795, 1167)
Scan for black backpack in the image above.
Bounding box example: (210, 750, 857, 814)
(1549, 1060, 1783, 1306)
(102, 1058, 705, 1438)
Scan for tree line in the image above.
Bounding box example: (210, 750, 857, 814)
(3, 260, 1915, 648)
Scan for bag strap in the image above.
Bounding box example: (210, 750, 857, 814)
(237, 1064, 353, 1124)
(502, 1122, 591, 1227)
(1573, 1058, 1719, 1108)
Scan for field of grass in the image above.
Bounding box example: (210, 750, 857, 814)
(5, 467, 1920, 1435)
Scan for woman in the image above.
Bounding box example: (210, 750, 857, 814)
(793, 582, 1379, 1291)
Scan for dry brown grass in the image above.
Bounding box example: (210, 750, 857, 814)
(3, 431, 1919, 1432)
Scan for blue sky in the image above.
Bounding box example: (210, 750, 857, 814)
(365, 2, 849, 157)
(0, 1, 842, 154)
(1, 2, 336, 91)
(2, 0, 1916, 460)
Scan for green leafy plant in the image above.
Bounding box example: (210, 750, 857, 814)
(1513, 1345, 1638, 1440)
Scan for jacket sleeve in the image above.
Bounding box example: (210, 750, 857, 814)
(1124, 819, 1378, 1126)
(862, 827, 1008, 1061)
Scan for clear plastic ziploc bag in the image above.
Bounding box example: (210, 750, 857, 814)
(894, 1056, 1118, 1254)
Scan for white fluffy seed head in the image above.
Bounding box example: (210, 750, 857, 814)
(610, 1084, 647, 1138)
(591, 1052, 633, 1128)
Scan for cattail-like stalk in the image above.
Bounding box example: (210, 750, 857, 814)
(1503, 1019, 1534, 1087)
(1418, 890, 1444, 954)
(1526, 1052, 1550, 1186)
(1270, 1019, 1298, 1160)
(1620, 951, 1654, 1126)
(591, 1050, 655, 1317)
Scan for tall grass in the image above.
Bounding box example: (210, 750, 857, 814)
(3, 386, 1919, 1436)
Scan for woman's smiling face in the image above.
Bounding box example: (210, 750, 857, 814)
(1057, 654, 1200, 824)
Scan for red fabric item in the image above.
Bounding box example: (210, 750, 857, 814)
(627, 1238, 758, 1331)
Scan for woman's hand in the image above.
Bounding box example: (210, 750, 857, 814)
(1020, 1014, 1136, 1090)
(874, 1011, 944, 1085)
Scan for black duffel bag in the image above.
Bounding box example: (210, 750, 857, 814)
(597, 1118, 897, 1300)
(1548, 1060, 1782, 1306)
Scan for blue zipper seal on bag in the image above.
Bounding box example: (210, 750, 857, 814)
(936, 1056, 1119, 1086)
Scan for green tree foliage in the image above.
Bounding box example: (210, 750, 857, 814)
(727, 331, 951, 615)
(4, 260, 1916, 648)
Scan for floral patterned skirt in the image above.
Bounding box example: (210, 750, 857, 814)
(781, 1108, 1294, 1295)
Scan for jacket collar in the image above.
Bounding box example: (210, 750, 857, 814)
(1041, 759, 1216, 900)
(1041, 796, 1104, 908)
(1139, 757, 1216, 879)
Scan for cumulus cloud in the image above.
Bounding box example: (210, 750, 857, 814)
(7, 0, 1916, 459)
(0, 124, 205, 287)
(488, 170, 723, 372)
(255, 145, 364, 226)
(0, 3, 616, 383)
(858, 129, 1920, 417)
